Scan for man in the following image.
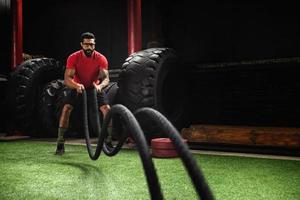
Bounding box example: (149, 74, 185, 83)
(55, 32, 110, 155)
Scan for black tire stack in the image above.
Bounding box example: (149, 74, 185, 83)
(6, 58, 63, 136)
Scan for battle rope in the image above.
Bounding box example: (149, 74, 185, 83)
(82, 89, 163, 200)
(134, 108, 215, 200)
(102, 115, 127, 157)
(82, 88, 215, 200)
(82, 89, 105, 160)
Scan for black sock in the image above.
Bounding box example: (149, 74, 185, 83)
(57, 127, 67, 144)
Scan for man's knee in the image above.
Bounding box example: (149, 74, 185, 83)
(59, 104, 73, 128)
(60, 104, 73, 120)
(100, 104, 110, 115)
(62, 104, 73, 114)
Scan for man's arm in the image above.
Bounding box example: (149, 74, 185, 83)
(93, 69, 110, 93)
(64, 68, 85, 93)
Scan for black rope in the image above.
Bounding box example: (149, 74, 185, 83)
(82, 89, 163, 200)
(134, 107, 215, 200)
(102, 133, 127, 156)
(102, 114, 127, 157)
(81, 88, 214, 199)
(82, 89, 105, 160)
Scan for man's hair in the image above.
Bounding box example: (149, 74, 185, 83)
(81, 32, 95, 42)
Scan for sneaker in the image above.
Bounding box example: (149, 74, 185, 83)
(55, 143, 65, 155)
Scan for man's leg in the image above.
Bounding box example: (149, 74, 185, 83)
(100, 104, 112, 136)
(55, 104, 73, 155)
(98, 89, 112, 140)
(99, 104, 110, 120)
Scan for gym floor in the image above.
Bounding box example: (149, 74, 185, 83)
(1, 135, 299, 161)
(1, 136, 300, 200)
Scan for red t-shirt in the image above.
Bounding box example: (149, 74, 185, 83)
(66, 50, 108, 88)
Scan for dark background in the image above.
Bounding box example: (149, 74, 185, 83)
(147, 1, 300, 62)
(22, 0, 128, 69)
(21, 1, 300, 68)
(0, 0, 12, 75)
(2, 0, 300, 128)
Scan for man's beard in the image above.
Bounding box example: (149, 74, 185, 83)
(83, 49, 93, 57)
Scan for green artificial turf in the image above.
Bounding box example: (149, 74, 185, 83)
(0, 141, 299, 200)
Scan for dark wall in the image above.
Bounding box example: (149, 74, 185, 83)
(23, 0, 128, 69)
(157, 1, 300, 63)
(25, 1, 300, 68)
(0, 0, 11, 75)
(141, 1, 300, 127)
(187, 60, 300, 127)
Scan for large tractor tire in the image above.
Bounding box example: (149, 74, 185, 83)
(6, 58, 63, 136)
(117, 48, 188, 141)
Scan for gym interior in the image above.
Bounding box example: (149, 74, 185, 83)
(0, 1, 299, 199)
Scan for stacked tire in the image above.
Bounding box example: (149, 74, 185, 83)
(6, 58, 63, 136)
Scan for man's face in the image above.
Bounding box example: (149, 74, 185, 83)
(80, 38, 95, 57)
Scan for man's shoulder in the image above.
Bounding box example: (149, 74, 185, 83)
(66, 50, 82, 68)
(94, 51, 106, 59)
(94, 51, 108, 67)
(69, 50, 82, 58)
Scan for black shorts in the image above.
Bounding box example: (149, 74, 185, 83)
(64, 88, 109, 107)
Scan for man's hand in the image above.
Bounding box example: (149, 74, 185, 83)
(76, 84, 85, 93)
(93, 82, 103, 93)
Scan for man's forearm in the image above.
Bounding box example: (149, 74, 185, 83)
(99, 77, 110, 88)
(98, 69, 110, 89)
(94, 77, 109, 93)
(64, 77, 81, 90)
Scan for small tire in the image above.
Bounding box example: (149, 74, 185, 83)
(38, 79, 64, 137)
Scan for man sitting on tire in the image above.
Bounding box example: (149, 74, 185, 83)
(55, 32, 110, 155)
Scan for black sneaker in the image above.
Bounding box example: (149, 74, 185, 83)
(55, 143, 65, 155)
